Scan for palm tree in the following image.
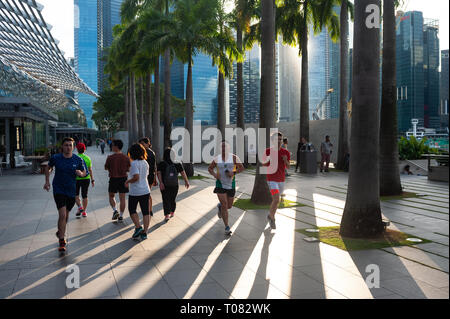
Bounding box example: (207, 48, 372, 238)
(138, 0, 222, 175)
(232, 0, 258, 164)
(380, 0, 402, 196)
(277, 0, 340, 142)
(336, 0, 353, 170)
(212, 1, 241, 138)
(250, 0, 276, 205)
(339, 0, 384, 238)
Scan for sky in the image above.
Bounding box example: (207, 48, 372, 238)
(38, 0, 449, 60)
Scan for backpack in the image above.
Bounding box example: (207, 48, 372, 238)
(164, 162, 179, 187)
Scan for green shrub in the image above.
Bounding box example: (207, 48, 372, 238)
(398, 137, 432, 160)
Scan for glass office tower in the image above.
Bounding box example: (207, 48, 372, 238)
(423, 20, 440, 129)
(441, 50, 449, 129)
(74, 0, 98, 128)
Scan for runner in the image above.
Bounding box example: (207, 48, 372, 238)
(157, 148, 190, 222)
(208, 141, 245, 235)
(105, 139, 130, 222)
(262, 132, 290, 230)
(43, 137, 87, 252)
(75, 143, 94, 218)
(139, 137, 157, 218)
(125, 143, 151, 240)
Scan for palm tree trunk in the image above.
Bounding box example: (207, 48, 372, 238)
(300, 1, 310, 142)
(251, 0, 275, 205)
(124, 81, 129, 131)
(337, 0, 350, 170)
(164, 49, 172, 149)
(138, 76, 144, 138)
(144, 73, 152, 139)
(380, 0, 402, 196)
(340, 0, 384, 238)
(217, 71, 226, 137)
(127, 76, 132, 147)
(130, 73, 138, 144)
(184, 51, 194, 177)
(153, 57, 161, 161)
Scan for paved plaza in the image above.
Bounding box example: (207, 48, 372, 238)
(0, 146, 448, 299)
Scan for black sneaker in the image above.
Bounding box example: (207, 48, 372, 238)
(118, 216, 123, 222)
(112, 211, 119, 220)
(132, 227, 143, 239)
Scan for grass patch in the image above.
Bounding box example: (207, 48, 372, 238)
(380, 191, 423, 201)
(296, 226, 432, 251)
(179, 175, 210, 180)
(234, 198, 305, 210)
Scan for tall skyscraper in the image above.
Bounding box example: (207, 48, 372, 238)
(278, 40, 301, 122)
(165, 54, 219, 125)
(396, 11, 441, 133)
(441, 50, 449, 129)
(423, 19, 440, 129)
(308, 23, 340, 120)
(74, 0, 124, 127)
(74, 0, 98, 128)
(229, 44, 261, 124)
(396, 11, 426, 133)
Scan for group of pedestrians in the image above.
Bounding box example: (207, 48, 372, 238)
(43, 133, 293, 252)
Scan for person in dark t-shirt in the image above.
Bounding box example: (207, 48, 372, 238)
(139, 137, 157, 219)
(44, 137, 86, 252)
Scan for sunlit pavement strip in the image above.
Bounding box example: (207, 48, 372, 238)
(0, 147, 448, 299)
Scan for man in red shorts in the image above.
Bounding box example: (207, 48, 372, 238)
(262, 132, 290, 230)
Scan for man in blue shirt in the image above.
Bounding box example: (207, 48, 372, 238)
(44, 137, 86, 252)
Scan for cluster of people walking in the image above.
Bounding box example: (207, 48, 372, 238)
(43, 133, 292, 252)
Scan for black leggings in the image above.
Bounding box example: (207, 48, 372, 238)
(161, 186, 179, 216)
(128, 194, 152, 216)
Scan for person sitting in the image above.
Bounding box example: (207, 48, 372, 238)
(402, 165, 414, 175)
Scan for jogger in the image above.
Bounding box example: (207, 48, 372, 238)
(44, 137, 86, 252)
(125, 143, 151, 240)
(208, 141, 245, 235)
(157, 148, 189, 222)
(262, 132, 290, 230)
(75, 143, 94, 217)
(105, 139, 130, 222)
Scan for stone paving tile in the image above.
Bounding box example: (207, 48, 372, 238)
(170, 282, 231, 299)
(380, 277, 449, 299)
(118, 280, 176, 299)
(230, 283, 289, 299)
(381, 246, 449, 273)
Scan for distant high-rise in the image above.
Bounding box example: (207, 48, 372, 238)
(74, 0, 98, 128)
(308, 23, 340, 120)
(396, 11, 441, 133)
(74, 0, 124, 127)
(423, 19, 440, 129)
(441, 50, 449, 129)
(98, 0, 124, 93)
(229, 44, 261, 124)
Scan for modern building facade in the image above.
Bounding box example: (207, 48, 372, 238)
(75, 0, 123, 128)
(1, 0, 96, 163)
(423, 19, 440, 129)
(396, 11, 441, 133)
(229, 44, 261, 124)
(440, 50, 449, 130)
(308, 24, 340, 120)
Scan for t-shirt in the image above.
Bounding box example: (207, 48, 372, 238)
(265, 147, 290, 182)
(145, 148, 157, 183)
(105, 153, 131, 178)
(157, 161, 184, 186)
(76, 153, 91, 181)
(48, 153, 85, 197)
(129, 160, 150, 196)
(321, 141, 333, 154)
